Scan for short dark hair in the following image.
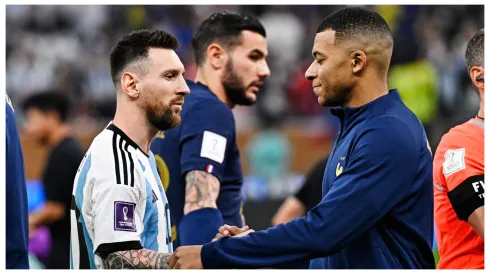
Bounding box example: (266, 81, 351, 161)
(22, 91, 72, 122)
(109, 29, 179, 85)
(316, 6, 392, 45)
(465, 29, 484, 72)
(192, 11, 266, 66)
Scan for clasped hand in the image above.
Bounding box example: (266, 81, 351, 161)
(168, 224, 254, 269)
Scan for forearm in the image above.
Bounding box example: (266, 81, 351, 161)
(180, 170, 223, 245)
(468, 206, 484, 239)
(103, 248, 170, 269)
(30, 202, 64, 227)
(183, 170, 220, 213)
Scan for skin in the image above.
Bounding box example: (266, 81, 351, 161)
(103, 47, 190, 269)
(168, 28, 396, 269)
(467, 62, 484, 239)
(183, 30, 270, 219)
(24, 108, 72, 236)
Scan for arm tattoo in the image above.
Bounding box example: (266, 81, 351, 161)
(184, 170, 220, 214)
(102, 249, 170, 269)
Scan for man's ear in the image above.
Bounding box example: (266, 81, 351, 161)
(207, 43, 227, 70)
(351, 50, 367, 74)
(120, 72, 140, 98)
(470, 66, 484, 91)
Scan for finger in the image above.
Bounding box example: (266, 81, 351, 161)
(169, 254, 177, 269)
(223, 230, 230, 236)
(228, 226, 244, 235)
(218, 225, 226, 234)
(242, 225, 250, 231)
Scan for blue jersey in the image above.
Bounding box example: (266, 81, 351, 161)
(151, 80, 243, 248)
(5, 95, 29, 269)
(70, 123, 172, 269)
(201, 89, 435, 269)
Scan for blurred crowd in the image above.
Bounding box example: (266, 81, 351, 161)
(6, 5, 484, 140)
(7, 3, 484, 203)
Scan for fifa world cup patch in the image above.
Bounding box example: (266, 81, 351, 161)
(114, 201, 136, 232)
(443, 148, 466, 177)
(200, 131, 227, 164)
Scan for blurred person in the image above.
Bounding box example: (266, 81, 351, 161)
(433, 29, 484, 269)
(169, 7, 435, 269)
(70, 29, 189, 269)
(22, 91, 85, 269)
(151, 11, 270, 248)
(6, 94, 30, 269)
(271, 156, 327, 226)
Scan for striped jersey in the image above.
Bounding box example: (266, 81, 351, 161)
(70, 123, 172, 269)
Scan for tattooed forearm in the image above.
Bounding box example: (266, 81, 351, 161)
(102, 249, 170, 269)
(184, 170, 220, 214)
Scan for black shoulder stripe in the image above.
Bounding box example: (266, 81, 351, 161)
(125, 142, 135, 188)
(119, 137, 128, 186)
(112, 133, 121, 185)
(448, 174, 484, 221)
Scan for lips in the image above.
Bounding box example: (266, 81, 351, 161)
(171, 99, 184, 106)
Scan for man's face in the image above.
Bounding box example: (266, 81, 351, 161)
(305, 30, 355, 107)
(24, 108, 54, 145)
(137, 48, 190, 131)
(221, 30, 270, 106)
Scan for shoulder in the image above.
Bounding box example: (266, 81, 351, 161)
(434, 122, 482, 176)
(181, 94, 235, 132)
(358, 115, 418, 147)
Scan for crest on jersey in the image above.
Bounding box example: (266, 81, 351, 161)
(443, 148, 466, 177)
(114, 201, 136, 232)
(336, 162, 343, 177)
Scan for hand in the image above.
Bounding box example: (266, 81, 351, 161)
(212, 224, 254, 242)
(28, 216, 38, 238)
(168, 246, 203, 269)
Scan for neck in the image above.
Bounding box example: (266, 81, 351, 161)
(112, 98, 157, 155)
(477, 96, 484, 121)
(47, 124, 71, 147)
(195, 66, 234, 108)
(345, 75, 389, 108)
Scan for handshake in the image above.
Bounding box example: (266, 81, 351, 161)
(168, 224, 254, 269)
(212, 224, 255, 242)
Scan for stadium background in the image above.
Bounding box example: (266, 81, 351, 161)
(6, 4, 484, 268)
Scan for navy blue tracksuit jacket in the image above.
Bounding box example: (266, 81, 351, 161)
(200, 89, 435, 269)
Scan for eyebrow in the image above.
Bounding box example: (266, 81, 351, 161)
(161, 68, 185, 76)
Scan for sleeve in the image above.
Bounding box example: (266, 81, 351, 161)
(179, 101, 234, 181)
(89, 154, 145, 257)
(295, 157, 328, 212)
(437, 135, 484, 221)
(201, 119, 419, 268)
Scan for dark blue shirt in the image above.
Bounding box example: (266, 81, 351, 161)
(201, 89, 435, 269)
(151, 80, 243, 248)
(6, 95, 30, 269)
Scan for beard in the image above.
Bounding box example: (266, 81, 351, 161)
(221, 59, 256, 106)
(144, 97, 181, 131)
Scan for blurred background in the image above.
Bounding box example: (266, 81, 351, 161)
(6, 4, 484, 268)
